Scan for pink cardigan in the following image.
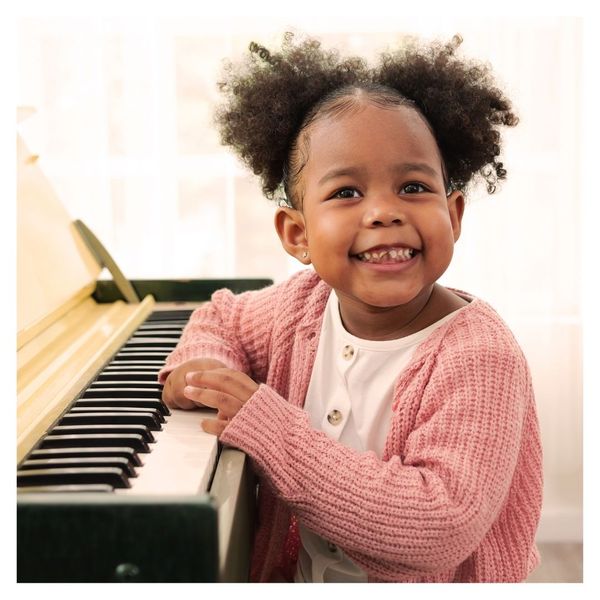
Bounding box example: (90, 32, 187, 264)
(159, 269, 543, 582)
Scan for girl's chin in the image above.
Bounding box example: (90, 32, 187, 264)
(339, 289, 425, 311)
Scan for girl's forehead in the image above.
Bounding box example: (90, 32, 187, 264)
(305, 103, 441, 164)
(311, 101, 427, 133)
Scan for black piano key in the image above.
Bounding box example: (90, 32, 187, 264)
(145, 311, 192, 321)
(82, 388, 161, 399)
(137, 322, 186, 329)
(17, 484, 114, 493)
(139, 319, 186, 325)
(69, 406, 165, 423)
(95, 371, 160, 382)
(17, 467, 130, 489)
(123, 338, 178, 347)
(106, 355, 165, 364)
(134, 332, 184, 339)
(123, 336, 176, 342)
(103, 363, 161, 369)
(112, 358, 169, 366)
(88, 380, 163, 390)
(132, 331, 182, 338)
(21, 457, 137, 478)
(111, 348, 166, 355)
(74, 398, 170, 416)
(29, 447, 142, 467)
(108, 359, 166, 366)
(134, 323, 183, 338)
(51, 425, 155, 443)
(100, 365, 160, 373)
(97, 368, 163, 376)
(113, 352, 170, 361)
(127, 332, 181, 337)
(151, 320, 189, 324)
(39, 434, 150, 453)
(118, 347, 173, 354)
(60, 411, 162, 431)
(121, 345, 176, 351)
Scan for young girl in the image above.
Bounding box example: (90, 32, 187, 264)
(159, 33, 543, 583)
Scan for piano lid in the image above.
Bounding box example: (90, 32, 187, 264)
(16, 112, 155, 462)
(17, 129, 101, 349)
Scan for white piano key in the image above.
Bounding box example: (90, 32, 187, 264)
(116, 408, 218, 496)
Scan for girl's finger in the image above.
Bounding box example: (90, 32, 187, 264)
(186, 369, 258, 402)
(171, 397, 197, 410)
(201, 418, 228, 437)
(183, 386, 243, 418)
(162, 378, 196, 410)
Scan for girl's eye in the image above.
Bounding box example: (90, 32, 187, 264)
(332, 187, 361, 200)
(401, 182, 428, 194)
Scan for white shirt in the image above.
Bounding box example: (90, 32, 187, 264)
(295, 291, 463, 583)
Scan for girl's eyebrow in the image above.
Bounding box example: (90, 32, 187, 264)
(317, 162, 440, 185)
(394, 162, 441, 178)
(318, 166, 363, 185)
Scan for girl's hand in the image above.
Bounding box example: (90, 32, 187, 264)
(162, 358, 228, 410)
(183, 368, 259, 437)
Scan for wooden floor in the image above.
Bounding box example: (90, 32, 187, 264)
(525, 543, 583, 583)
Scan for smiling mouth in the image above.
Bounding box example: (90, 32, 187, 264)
(354, 246, 418, 263)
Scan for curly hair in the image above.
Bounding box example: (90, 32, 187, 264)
(214, 32, 518, 207)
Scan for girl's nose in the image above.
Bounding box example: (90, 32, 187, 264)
(362, 196, 405, 227)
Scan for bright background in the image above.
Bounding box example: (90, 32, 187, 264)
(16, 12, 586, 549)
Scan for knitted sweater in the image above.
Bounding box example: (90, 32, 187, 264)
(159, 269, 543, 583)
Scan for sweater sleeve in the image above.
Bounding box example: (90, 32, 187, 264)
(219, 321, 532, 580)
(158, 281, 280, 384)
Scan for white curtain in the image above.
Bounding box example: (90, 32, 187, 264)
(17, 15, 583, 542)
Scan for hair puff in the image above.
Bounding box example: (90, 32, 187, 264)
(214, 32, 518, 203)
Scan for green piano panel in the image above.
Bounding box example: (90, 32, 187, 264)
(93, 278, 273, 304)
(17, 494, 218, 582)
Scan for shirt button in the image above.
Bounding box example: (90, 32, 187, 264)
(327, 542, 338, 553)
(327, 409, 343, 426)
(342, 345, 354, 360)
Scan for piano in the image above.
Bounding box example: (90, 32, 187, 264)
(16, 111, 271, 582)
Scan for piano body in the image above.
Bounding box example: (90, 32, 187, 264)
(16, 117, 270, 582)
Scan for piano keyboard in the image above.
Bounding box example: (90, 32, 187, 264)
(17, 309, 219, 496)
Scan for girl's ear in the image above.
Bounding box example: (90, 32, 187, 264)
(447, 190, 465, 242)
(274, 207, 311, 264)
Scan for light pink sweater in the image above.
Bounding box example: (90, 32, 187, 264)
(159, 269, 543, 583)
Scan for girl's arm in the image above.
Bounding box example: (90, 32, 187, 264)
(158, 283, 277, 410)
(218, 333, 536, 580)
(158, 279, 285, 386)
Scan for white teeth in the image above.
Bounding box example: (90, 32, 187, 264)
(356, 248, 416, 263)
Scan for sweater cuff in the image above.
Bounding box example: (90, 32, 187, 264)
(220, 383, 308, 475)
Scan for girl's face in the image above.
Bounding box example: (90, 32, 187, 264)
(276, 102, 464, 336)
